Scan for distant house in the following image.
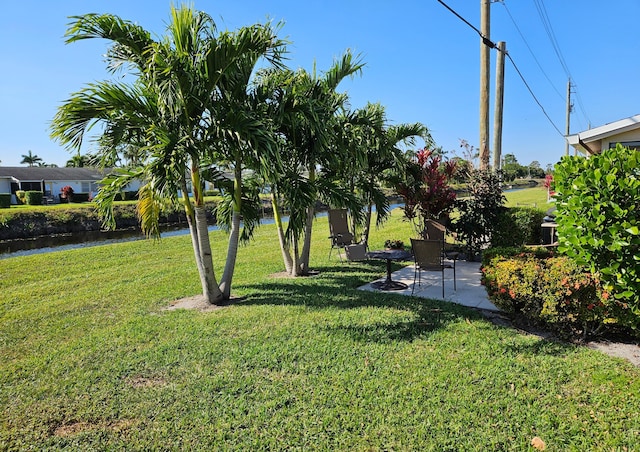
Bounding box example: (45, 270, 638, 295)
(0, 167, 142, 204)
(567, 114, 640, 155)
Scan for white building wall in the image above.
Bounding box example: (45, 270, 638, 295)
(0, 179, 11, 194)
(602, 129, 640, 152)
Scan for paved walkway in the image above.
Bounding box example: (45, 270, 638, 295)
(358, 260, 498, 311)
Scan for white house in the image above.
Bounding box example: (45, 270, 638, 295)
(0, 167, 142, 204)
(567, 114, 640, 155)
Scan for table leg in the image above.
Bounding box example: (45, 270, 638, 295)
(371, 258, 408, 291)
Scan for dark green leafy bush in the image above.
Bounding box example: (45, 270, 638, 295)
(72, 192, 90, 203)
(25, 191, 43, 205)
(554, 145, 640, 330)
(482, 247, 632, 339)
(452, 168, 505, 260)
(492, 207, 545, 247)
(0, 194, 11, 208)
(117, 191, 138, 201)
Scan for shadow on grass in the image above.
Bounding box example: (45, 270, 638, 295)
(237, 262, 587, 358)
(237, 263, 478, 343)
(505, 337, 579, 359)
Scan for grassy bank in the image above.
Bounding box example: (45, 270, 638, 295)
(2, 209, 638, 450)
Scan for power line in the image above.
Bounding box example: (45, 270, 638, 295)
(500, 1, 564, 101)
(532, 0, 592, 126)
(505, 53, 565, 137)
(435, 0, 566, 138)
(435, 0, 496, 48)
(533, 0, 571, 77)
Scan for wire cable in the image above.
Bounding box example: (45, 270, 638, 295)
(435, 0, 496, 48)
(532, 0, 591, 126)
(500, 1, 564, 101)
(435, 0, 565, 137)
(506, 53, 565, 137)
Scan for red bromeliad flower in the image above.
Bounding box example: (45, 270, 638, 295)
(396, 148, 458, 237)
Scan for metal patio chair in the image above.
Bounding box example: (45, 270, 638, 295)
(410, 238, 456, 297)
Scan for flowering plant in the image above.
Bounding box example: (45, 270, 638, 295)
(384, 239, 404, 250)
(396, 148, 457, 238)
(60, 185, 74, 202)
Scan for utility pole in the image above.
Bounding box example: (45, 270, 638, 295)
(492, 41, 506, 170)
(565, 78, 572, 156)
(479, 0, 491, 169)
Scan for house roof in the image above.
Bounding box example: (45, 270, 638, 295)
(0, 167, 111, 182)
(567, 114, 640, 154)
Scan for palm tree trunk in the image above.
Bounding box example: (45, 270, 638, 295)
(194, 205, 225, 303)
(182, 181, 224, 304)
(271, 191, 293, 274)
(363, 202, 373, 248)
(298, 166, 316, 275)
(220, 164, 242, 297)
(292, 236, 302, 276)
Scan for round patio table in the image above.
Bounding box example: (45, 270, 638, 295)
(366, 249, 413, 290)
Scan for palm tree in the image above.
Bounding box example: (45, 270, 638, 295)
(20, 150, 43, 167)
(339, 103, 429, 246)
(257, 52, 364, 276)
(66, 153, 91, 167)
(51, 6, 286, 304)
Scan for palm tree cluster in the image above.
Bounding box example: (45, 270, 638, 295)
(50, 5, 430, 304)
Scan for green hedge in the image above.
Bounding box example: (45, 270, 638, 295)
(25, 191, 43, 205)
(0, 194, 11, 208)
(554, 144, 640, 326)
(117, 191, 138, 201)
(72, 192, 90, 203)
(492, 206, 545, 247)
(482, 247, 633, 340)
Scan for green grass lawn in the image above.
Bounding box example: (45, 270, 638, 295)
(504, 186, 551, 209)
(1, 209, 638, 450)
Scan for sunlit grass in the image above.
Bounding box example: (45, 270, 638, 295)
(504, 186, 551, 209)
(1, 210, 638, 449)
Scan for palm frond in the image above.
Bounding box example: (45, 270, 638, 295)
(65, 13, 154, 73)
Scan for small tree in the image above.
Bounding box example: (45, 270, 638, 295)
(395, 148, 457, 238)
(452, 168, 505, 260)
(554, 144, 640, 330)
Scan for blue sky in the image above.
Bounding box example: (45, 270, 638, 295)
(1, 0, 638, 168)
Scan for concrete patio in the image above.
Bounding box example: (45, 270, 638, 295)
(358, 260, 498, 311)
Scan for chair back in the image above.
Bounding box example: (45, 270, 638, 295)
(328, 209, 353, 245)
(411, 238, 443, 269)
(424, 219, 446, 241)
(345, 243, 367, 261)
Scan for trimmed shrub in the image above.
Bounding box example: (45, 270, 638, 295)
(15, 190, 26, 204)
(72, 192, 90, 203)
(0, 194, 11, 208)
(117, 191, 138, 201)
(482, 247, 631, 339)
(492, 206, 545, 247)
(25, 191, 43, 205)
(554, 144, 640, 331)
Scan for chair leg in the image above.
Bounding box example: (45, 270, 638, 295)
(412, 265, 419, 295)
(453, 260, 457, 291)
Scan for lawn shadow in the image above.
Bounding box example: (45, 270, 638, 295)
(238, 263, 480, 343)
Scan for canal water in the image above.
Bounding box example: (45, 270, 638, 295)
(1, 209, 340, 259)
(1, 204, 408, 259)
